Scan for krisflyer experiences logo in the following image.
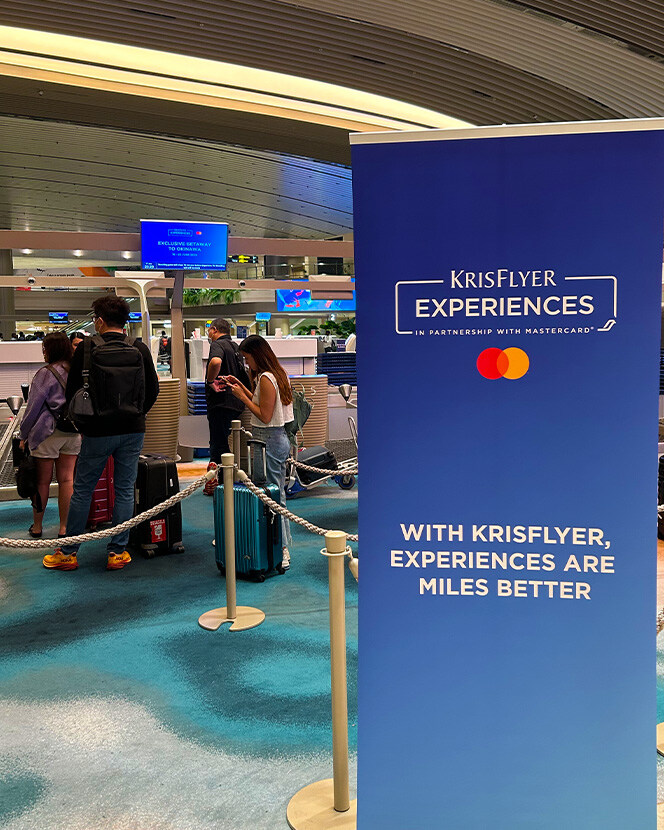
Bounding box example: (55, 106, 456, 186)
(477, 347, 529, 379)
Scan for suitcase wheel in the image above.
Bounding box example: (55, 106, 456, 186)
(217, 564, 226, 575)
(276, 564, 286, 575)
(144, 549, 156, 559)
(173, 544, 185, 554)
(249, 570, 266, 583)
(337, 474, 355, 490)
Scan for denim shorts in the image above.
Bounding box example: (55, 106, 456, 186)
(32, 429, 82, 459)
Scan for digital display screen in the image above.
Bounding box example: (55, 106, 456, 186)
(48, 312, 69, 323)
(229, 255, 258, 264)
(141, 220, 229, 270)
(255, 312, 271, 321)
(276, 289, 356, 312)
(128, 312, 142, 321)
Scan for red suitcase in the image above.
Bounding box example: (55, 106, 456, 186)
(87, 458, 115, 528)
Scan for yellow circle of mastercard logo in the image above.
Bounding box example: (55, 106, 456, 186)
(477, 347, 529, 380)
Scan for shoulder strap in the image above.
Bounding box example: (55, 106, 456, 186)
(82, 334, 94, 386)
(45, 364, 66, 390)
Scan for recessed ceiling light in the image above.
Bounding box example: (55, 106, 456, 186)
(121, 251, 133, 259)
(21, 249, 33, 255)
(73, 250, 83, 257)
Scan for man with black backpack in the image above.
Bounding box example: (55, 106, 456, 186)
(203, 317, 249, 496)
(42, 295, 159, 571)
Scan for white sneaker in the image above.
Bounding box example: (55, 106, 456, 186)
(281, 547, 290, 571)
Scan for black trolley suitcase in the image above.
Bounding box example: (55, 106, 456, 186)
(295, 445, 338, 485)
(130, 453, 184, 557)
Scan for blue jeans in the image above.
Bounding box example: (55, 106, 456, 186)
(61, 432, 144, 555)
(251, 425, 292, 548)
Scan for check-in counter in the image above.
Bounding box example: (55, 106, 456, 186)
(199, 336, 318, 376)
(0, 341, 47, 398)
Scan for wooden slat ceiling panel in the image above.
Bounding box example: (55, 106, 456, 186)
(279, 0, 664, 116)
(505, 0, 664, 57)
(0, 76, 354, 165)
(0, 117, 353, 237)
(0, 0, 620, 125)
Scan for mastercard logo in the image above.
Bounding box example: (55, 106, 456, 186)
(477, 347, 529, 380)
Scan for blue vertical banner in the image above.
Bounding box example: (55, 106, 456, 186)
(350, 121, 664, 829)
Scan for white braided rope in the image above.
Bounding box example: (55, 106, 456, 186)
(236, 470, 359, 543)
(291, 459, 358, 476)
(0, 469, 217, 549)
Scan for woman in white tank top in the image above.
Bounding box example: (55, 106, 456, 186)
(224, 335, 294, 570)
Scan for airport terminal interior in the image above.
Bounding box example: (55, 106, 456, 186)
(2, 1, 664, 827)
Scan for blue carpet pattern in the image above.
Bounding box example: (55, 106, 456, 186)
(657, 632, 664, 805)
(0, 479, 358, 829)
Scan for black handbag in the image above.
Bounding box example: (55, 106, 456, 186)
(15, 445, 42, 510)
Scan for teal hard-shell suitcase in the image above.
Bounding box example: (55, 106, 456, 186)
(213, 483, 284, 581)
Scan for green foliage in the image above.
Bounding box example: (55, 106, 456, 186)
(183, 288, 243, 307)
(320, 318, 356, 337)
(292, 318, 355, 337)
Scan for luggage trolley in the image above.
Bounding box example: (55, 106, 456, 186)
(285, 384, 358, 498)
(0, 393, 27, 497)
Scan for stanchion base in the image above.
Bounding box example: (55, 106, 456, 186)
(287, 779, 357, 830)
(198, 606, 265, 632)
(657, 722, 664, 755)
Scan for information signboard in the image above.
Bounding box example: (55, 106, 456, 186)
(141, 220, 228, 270)
(351, 121, 664, 828)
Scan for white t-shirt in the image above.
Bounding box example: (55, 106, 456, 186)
(250, 372, 294, 427)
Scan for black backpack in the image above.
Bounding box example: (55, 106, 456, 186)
(86, 334, 145, 419)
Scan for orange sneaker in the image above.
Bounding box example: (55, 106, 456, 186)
(107, 551, 132, 570)
(43, 549, 78, 570)
(203, 462, 218, 496)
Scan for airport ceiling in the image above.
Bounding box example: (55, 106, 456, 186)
(1, 0, 664, 237)
(0, 116, 353, 237)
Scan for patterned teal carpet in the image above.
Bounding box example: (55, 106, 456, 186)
(0, 480, 358, 829)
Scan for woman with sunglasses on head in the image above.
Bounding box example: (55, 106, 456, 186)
(223, 334, 293, 570)
(19, 332, 81, 538)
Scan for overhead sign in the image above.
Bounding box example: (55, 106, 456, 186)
(15, 267, 112, 279)
(140, 220, 228, 270)
(255, 312, 271, 321)
(351, 121, 664, 828)
(228, 254, 259, 264)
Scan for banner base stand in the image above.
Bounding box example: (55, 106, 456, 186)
(198, 606, 265, 631)
(287, 779, 357, 830)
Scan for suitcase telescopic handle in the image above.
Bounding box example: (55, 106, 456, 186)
(246, 438, 267, 483)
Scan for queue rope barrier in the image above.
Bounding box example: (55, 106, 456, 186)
(0, 469, 218, 549)
(658, 606, 664, 635)
(291, 459, 358, 476)
(235, 469, 359, 543)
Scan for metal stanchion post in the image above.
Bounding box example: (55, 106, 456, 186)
(287, 530, 357, 829)
(198, 453, 265, 632)
(231, 419, 241, 482)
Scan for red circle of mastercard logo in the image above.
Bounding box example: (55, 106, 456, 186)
(477, 347, 529, 380)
